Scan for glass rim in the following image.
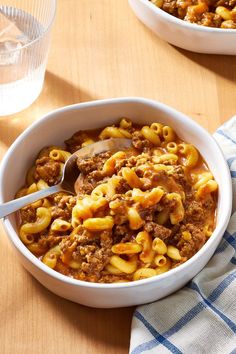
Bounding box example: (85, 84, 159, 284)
(0, 0, 57, 55)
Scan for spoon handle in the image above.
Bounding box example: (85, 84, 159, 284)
(0, 184, 62, 219)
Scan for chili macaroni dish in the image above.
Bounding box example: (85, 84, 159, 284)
(16, 119, 218, 283)
(150, 0, 236, 29)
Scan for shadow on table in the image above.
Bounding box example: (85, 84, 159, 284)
(31, 276, 134, 351)
(131, 18, 236, 83)
(174, 46, 236, 83)
(0, 71, 97, 149)
(43, 71, 97, 107)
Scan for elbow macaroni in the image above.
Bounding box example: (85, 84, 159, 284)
(17, 118, 218, 283)
(49, 149, 71, 163)
(179, 143, 199, 168)
(102, 151, 126, 175)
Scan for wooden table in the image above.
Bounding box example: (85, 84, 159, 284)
(0, 1, 236, 353)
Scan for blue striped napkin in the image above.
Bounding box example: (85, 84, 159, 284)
(129, 118, 236, 354)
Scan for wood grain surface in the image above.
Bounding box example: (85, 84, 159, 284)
(0, 1, 236, 353)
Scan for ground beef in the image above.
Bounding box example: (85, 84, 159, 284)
(202, 196, 215, 209)
(38, 235, 64, 249)
(162, 0, 178, 15)
(74, 229, 100, 246)
(89, 170, 106, 181)
(177, 223, 206, 258)
(170, 224, 181, 244)
(100, 230, 113, 248)
(176, 3, 189, 19)
(147, 170, 168, 190)
(75, 174, 97, 195)
(112, 224, 136, 244)
(169, 165, 187, 187)
(115, 178, 131, 194)
(76, 244, 97, 256)
(141, 178, 153, 191)
(77, 152, 111, 174)
(57, 194, 76, 211)
(51, 206, 71, 220)
(113, 158, 127, 172)
(112, 210, 129, 225)
(49, 193, 76, 220)
(144, 221, 172, 240)
(113, 224, 130, 240)
(139, 204, 164, 221)
(151, 169, 184, 196)
(20, 205, 36, 223)
(34, 156, 61, 185)
(184, 3, 208, 23)
(132, 131, 153, 150)
(59, 236, 106, 282)
(116, 155, 138, 170)
(200, 12, 222, 27)
(184, 200, 205, 223)
(83, 246, 111, 273)
(162, 195, 178, 212)
(109, 197, 131, 225)
(59, 230, 114, 282)
(65, 132, 92, 153)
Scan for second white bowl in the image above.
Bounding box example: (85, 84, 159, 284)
(129, 0, 236, 55)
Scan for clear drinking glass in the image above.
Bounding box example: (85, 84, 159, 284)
(0, 0, 56, 116)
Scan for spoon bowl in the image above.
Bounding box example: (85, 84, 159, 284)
(0, 138, 131, 218)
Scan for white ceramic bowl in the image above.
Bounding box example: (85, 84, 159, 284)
(129, 0, 236, 55)
(0, 97, 232, 308)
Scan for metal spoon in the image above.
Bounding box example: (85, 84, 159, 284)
(0, 138, 132, 218)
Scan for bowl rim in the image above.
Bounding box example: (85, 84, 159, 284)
(0, 96, 232, 289)
(133, 0, 236, 34)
